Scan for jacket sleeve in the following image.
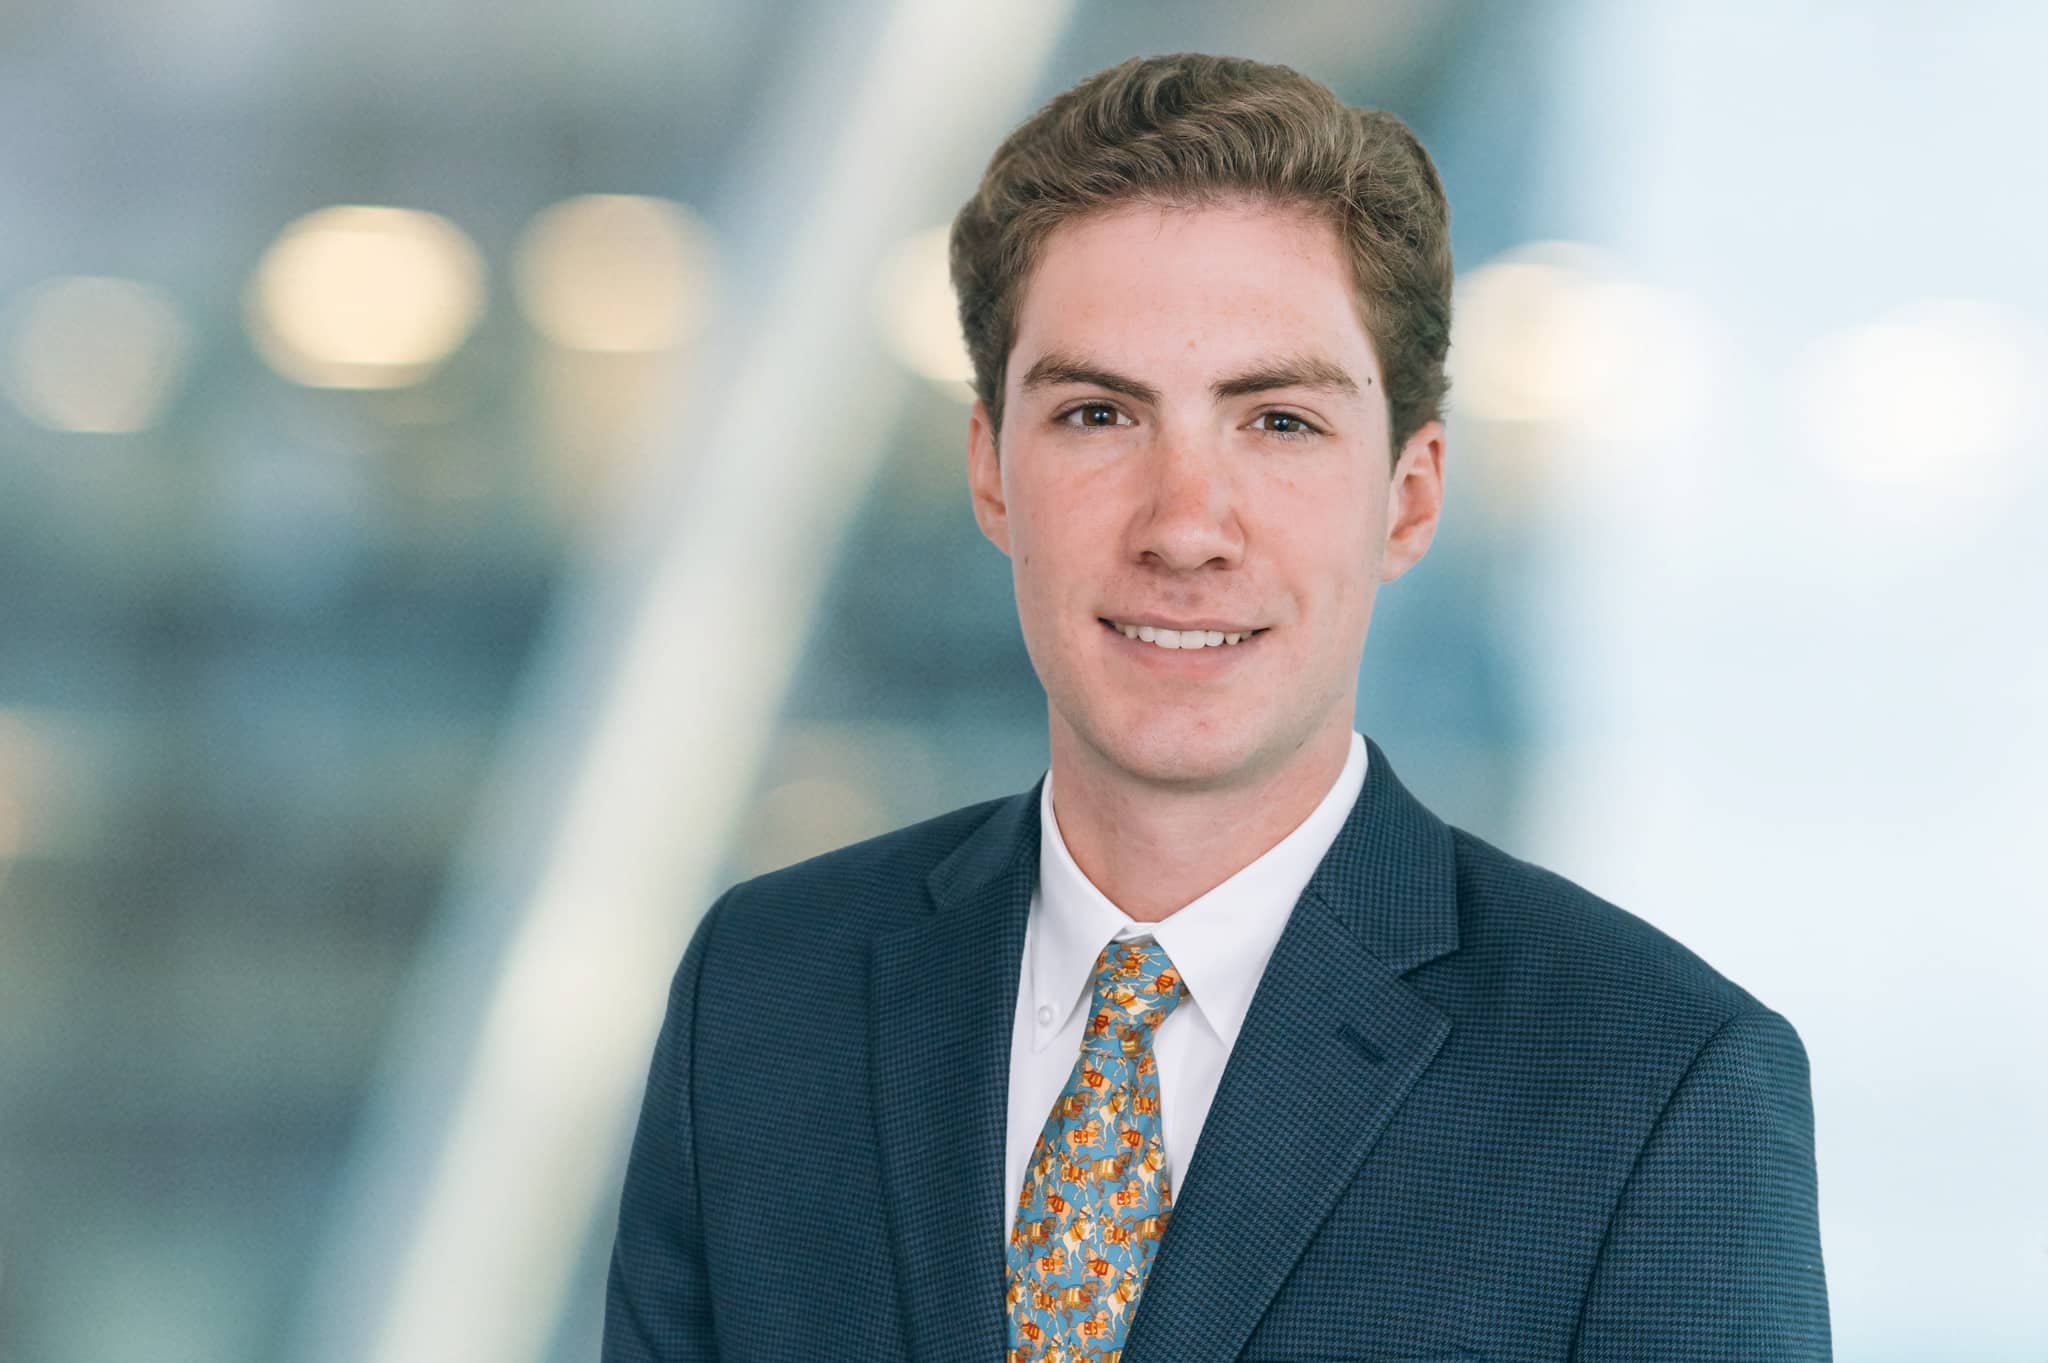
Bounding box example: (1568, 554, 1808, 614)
(602, 891, 730, 1363)
(1570, 1006, 1832, 1361)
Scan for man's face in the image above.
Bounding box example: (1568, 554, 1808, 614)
(967, 199, 1444, 793)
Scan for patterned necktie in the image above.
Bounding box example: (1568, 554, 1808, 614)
(1006, 935, 1188, 1362)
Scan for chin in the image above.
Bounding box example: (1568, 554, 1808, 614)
(1079, 709, 1269, 790)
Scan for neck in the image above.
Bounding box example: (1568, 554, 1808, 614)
(1047, 722, 1353, 922)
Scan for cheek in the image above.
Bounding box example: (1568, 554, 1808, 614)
(1013, 496, 1087, 587)
(1275, 487, 1373, 580)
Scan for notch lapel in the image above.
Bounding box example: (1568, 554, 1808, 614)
(869, 783, 1040, 1363)
(1122, 737, 1463, 1363)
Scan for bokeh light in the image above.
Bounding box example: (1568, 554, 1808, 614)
(246, 205, 486, 389)
(1449, 242, 1612, 427)
(2, 276, 191, 433)
(873, 224, 974, 395)
(1448, 241, 1717, 442)
(512, 194, 715, 353)
(1797, 299, 2042, 489)
(734, 774, 892, 879)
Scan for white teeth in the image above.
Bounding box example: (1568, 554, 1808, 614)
(1110, 621, 1259, 650)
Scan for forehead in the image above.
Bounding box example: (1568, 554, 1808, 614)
(1008, 200, 1380, 389)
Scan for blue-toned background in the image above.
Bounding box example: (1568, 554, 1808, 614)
(2, 3, 2042, 1360)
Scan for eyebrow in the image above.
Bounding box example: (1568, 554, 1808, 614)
(1017, 349, 1364, 405)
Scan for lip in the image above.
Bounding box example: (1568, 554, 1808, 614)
(1098, 615, 1264, 634)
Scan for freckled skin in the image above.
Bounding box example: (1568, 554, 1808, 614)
(966, 200, 1445, 864)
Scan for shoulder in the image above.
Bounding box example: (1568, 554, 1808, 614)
(701, 789, 1023, 946)
(1434, 823, 1798, 1071)
(674, 789, 1026, 1036)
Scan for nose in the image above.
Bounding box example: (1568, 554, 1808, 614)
(1128, 433, 1243, 573)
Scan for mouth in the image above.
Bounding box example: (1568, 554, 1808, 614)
(1098, 617, 1268, 652)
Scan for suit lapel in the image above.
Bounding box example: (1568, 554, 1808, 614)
(868, 738, 1463, 1363)
(869, 783, 1039, 1363)
(1122, 736, 1462, 1363)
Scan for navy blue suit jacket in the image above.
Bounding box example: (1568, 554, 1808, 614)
(604, 736, 1829, 1361)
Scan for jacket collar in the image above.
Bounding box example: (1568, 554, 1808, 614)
(924, 732, 1459, 971)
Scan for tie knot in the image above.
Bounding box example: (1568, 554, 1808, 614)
(1081, 936, 1186, 1053)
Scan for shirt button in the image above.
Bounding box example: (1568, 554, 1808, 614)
(1037, 1004, 1055, 1026)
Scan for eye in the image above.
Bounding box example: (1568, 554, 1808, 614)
(1055, 401, 1132, 430)
(1250, 409, 1323, 441)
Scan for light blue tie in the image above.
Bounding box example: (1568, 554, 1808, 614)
(1005, 935, 1187, 1361)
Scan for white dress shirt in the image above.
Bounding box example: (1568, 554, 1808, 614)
(1002, 730, 1369, 1242)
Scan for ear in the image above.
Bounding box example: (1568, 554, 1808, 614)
(1379, 418, 1445, 583)
(967, 398, 1012, 556)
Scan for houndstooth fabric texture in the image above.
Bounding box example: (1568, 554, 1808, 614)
(1005, 937, 1186, 1361)
(602, 735, 1830, 1363)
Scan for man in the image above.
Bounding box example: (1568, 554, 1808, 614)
(604, 53, 1829, 1363)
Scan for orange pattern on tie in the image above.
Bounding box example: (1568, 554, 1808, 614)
(1006, 936, 1187, 1362)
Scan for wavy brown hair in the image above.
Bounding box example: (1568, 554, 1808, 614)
(950, 52, 1452, 467)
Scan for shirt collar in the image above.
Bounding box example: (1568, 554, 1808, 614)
(1027, 730, 1369, 1054)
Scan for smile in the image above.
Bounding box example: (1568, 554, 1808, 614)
(1100, 618, 1267, 651)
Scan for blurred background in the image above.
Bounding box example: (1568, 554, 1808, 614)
(2, 0, 2043, 1360)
